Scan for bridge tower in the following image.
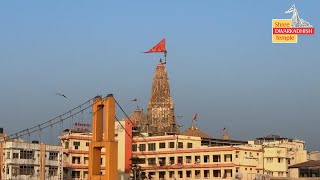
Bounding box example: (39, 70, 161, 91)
(88, 94, 118, 180)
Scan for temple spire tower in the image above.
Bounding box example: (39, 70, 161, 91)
(146, 62, 179, 135)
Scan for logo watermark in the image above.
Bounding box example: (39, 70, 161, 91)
(272, 5, 315, 43)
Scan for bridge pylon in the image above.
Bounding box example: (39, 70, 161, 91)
(88, 94, 118, 180)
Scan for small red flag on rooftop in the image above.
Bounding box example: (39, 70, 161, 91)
(144, 38, 167, 64)
(132, 119, 136, 126)
(193, 112, 198, 121)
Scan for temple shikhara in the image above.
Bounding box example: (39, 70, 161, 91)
(139, 61, 179, 135)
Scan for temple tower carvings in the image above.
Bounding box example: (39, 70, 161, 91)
(144, 62, 179, 135)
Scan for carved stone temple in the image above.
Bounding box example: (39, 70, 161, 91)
(130, 62, 180, 136)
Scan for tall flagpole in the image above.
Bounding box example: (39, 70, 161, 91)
(164, 51, 167, 64)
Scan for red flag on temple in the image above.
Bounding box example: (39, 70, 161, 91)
(145, 38, 166, 53)
(193, 112, 198, 121)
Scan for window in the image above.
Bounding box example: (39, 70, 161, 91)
(278, 158, 283, 163)
(19, 165, 34, 175)
(169, 157, 175, 165)
(177, 156, 183, 165)
(195, 170, 201, 178)
(6, 152, 10, 159)
(84, 157, 89, 164)
(73, 141, 80, 149)
(49, 152, 58, 161)
(72, 156, 81, 164)
(148, 172, 155, 179)
(159, 172, 166, 179)
(138, 158, 146, 164)
(169, 171, 174, 178)
(187, 143, 193, 148)
(139, 144, 146, 151)
(195, 156, 200, 163)
(178, 142, 183, 148)
(49, 166, 58, 176)
(186, 170, 192, 178)
(86, 142, 90, 146)
(224, 154, 232, 162)
(169, 142, 175, 148)
(132, 144, 137, 152)
(12, 166, 19, 176)
(204, 170, 210, 178)
(13, 153, 19, 159)
(186, 156, 192, 163)
(159, 157, 166, 166)
(72, 171, 80, 178)
(159, 142, 165, 149)
(65, 142, 69, 149)
(204, 155, 210, 163)
(84, 171, 88, 178)
(288, 159, 291, 165)
(148, 143, 156, 151)
(148, 158, 156, 165)
(213, 170, 221, 178)
(178, 171, 183, 178)
(224, 169, 233, 178)
(20, 150, 34, 159)
(267, 158, 273, 163)
(132, 157, 145, 164)
(213, 155, 221, 162)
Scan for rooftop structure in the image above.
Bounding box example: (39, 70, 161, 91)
(289, 160, 320, 178)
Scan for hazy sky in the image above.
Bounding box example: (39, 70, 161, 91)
(0, 1, 319, 150)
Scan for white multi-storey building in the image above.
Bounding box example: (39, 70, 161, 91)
(0, 132, 63, 180)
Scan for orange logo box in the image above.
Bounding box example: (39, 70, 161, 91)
(272, 19, 298, 43)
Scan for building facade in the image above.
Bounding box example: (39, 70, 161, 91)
(0, 138, 63, 180)
(256, 135, 308, 178)
(59, 121, 131, 180)
(132, 134, 263, 180)
(130, 134, 308, 180)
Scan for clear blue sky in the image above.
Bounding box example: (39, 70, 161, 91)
(0, 1, 319, 150)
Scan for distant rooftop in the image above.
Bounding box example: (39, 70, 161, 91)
(289, 160, 320, 168)
(256, 134, 289, 141)
(181, 123, 212, 139)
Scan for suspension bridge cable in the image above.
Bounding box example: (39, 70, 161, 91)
(115, 99, 135, 125)
(115, 116, 132, 139)
(4, 95, 107, 140)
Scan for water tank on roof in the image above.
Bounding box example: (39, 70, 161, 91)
(32, 140, 39, 144)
